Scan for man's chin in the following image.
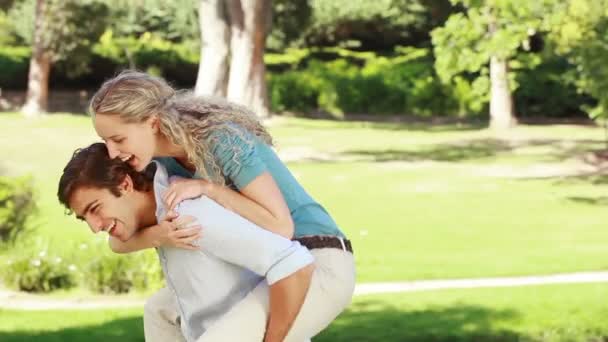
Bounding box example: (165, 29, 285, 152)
(119, 230, 140, 242)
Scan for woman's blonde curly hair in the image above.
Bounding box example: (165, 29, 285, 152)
(89, 70, 273, 185)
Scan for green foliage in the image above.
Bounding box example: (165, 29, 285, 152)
(1, 242, 77, 292)
(93, 30, 199, 65)
(300, 0, 443, 49)
(83, 240, 163, 294)
(92, 30, 199, 82)
(0, 10, 15, 45)
(431, 1, 555, 115)
(101, 0, 199, 43)
(8, 0, 110, 76)
(546, 0, 608, 119)
(267, 0, 312, 50)
(269, 47, 456, 117)
(0, 175, 36, 245)
(0, 45, 29, 88)
(1, 237, 163, 293)
(514, 52, 590, 118)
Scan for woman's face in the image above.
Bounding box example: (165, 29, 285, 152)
(93, 114, 158, 171)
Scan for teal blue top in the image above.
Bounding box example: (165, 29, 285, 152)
(155, 126, 345, 238)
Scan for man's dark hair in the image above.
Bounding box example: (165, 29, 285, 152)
(57, 143, 153, 213)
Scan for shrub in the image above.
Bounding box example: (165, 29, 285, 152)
(269, 47, 457, 117)
(0, 45, 29, 88)
(0, 175, 36, 245)
(1, 244, 78, 292)
(81, 239, 163, 294)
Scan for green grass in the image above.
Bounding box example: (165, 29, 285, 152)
(2, 283, 607, 341)
(2, 113, 608, 281)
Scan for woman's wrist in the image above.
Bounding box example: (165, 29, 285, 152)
(201, 180, 217, 200)
(146, 224, 167, 248)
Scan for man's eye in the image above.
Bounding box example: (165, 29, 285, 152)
(92, 205, 100, 213)
(114, 138, 125, 143)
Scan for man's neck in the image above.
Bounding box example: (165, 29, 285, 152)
(133, 190, 158, 226)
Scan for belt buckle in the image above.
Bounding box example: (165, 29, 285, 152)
(337, 237, 347, 251)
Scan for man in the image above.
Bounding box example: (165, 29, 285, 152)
(58, 143, 314, 341)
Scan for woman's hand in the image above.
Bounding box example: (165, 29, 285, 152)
(162, 177, 213, 211)
(155, 210, 203, 250)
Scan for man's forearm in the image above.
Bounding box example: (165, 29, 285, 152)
(108, 225, 162, 253)
(264, 264, 314, 342)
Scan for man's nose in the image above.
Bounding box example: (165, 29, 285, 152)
(86, 216, 104, 234)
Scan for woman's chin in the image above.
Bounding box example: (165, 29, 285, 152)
(131, 157, 152, 171)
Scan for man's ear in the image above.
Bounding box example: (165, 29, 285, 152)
(120, 174, 135, 194)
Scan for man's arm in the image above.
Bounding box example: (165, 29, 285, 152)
(177, 197, 314, 341)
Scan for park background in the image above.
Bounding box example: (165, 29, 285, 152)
(1, 0, 608, 341)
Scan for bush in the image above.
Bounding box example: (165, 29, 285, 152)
(1, 237, 163, 294)
(0, 175, 36, 245)
(81, 239, 163, 294)
(92, 30, 199, 86)
(269, 47, 456, 117)
(514, 54, 592, 118)
(0, 45, 30, 89)
(1, 244, 78, 292)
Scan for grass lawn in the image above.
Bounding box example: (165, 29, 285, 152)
(1, 283, 607, 341)
(1, 113, 608, 282)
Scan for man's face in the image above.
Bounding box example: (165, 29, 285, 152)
(69, 185, 140, 242)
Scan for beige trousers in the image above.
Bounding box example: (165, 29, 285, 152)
(144, 248, 356, 342)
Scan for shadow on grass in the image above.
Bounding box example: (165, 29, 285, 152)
(339, 138, 607, 163)
(342, 139, 511, 162)
(0, 316, 144, 342)
(566, 196, 608, 206)
(317, 301, 523, 342)
(283, 114, 488, 132)
(0, 303, 523, 342)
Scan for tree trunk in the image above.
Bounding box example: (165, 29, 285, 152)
(489, 55, 517, 130)
(194, 0, 230, 97)
(487, 6, 516, 130)
(22, 0, 50, 117)
(226, 0, 271, 118)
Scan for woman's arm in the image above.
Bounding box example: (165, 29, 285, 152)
(164, 172, 294, 239)
(210, 172, 294, 239)
(109, 214, 202, 253)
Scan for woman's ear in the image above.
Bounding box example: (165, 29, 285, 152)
(148, 115, 160, 133)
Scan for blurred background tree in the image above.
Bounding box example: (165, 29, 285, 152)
(9, 0, 109, 116)
(0, 0, 605, 123)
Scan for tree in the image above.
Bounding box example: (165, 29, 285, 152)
(546, 0, 608, 120)
(21, 0, 47, 117)
(194, 0, 271, 118)
(195, 0, 230, 97)
(11, 0, 108, 116)
(432, 0, 550, 130)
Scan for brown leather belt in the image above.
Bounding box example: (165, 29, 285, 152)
(294, 235, 353, 254)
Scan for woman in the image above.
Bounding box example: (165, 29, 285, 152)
(89, 70, 355, 341)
